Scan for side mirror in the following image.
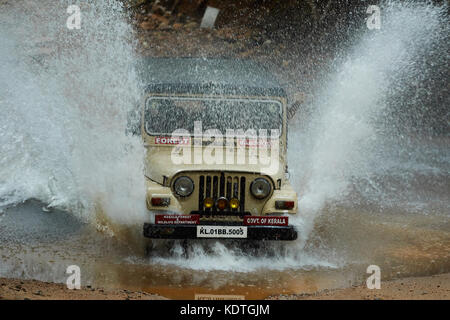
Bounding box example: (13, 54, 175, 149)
(287, 101, 301, 120)
(287, 92, 305, 121)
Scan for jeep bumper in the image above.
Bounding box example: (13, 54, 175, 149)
(143, 222, 298, 241)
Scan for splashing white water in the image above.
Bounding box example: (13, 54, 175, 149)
(0, 0, 146, 231)
(288, 1, 449, 241)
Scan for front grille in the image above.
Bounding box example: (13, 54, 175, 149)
(198, 173, 246, 214)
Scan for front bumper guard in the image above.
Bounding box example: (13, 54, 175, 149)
(143, 222, 298, 241)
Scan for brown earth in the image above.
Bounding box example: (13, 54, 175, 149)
(268, 273, 450, 300)
(1, 273, 449, 300)
(0, 278, 167, 300)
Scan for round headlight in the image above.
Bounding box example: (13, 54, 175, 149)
(250, 178, 272, 199)
(173, 176, 194, 197)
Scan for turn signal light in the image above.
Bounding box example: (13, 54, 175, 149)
(230, 198, 240, 209)
(275, 200, 295, 210)
(151, 197, 170, 207)
(204, 197, 214, 209)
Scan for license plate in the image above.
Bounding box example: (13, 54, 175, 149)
(196, 226, 248, 238)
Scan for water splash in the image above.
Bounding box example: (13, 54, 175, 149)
(0, 0, 146, 233)
(289, 1, 449, 239)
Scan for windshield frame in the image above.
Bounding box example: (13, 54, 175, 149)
(143, 95, 284, 137)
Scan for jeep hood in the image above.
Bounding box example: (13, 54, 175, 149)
(145, 147, 285, 185)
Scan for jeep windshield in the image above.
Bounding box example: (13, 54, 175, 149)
(144, 96, 282, 136)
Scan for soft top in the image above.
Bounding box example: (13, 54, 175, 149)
(138, 57, 286, 97)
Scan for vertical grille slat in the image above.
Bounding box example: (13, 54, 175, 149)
(219, 173, 225, 197)
(205, 176, 211, 214)
(226, 177, 232, 199)
(240, 177, 246, 212)
(199, 175, 205, 210)
(213, 176, 218, 199)
(212, 176, 218, 213)
(232, 177, 239, 212)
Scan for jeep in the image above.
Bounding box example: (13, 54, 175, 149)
(135, 57, 298, 241)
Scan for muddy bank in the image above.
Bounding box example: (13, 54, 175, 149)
(0, 277, 167, 300)
(268, 273, 450, 300)
(1, 273, 449, 300)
